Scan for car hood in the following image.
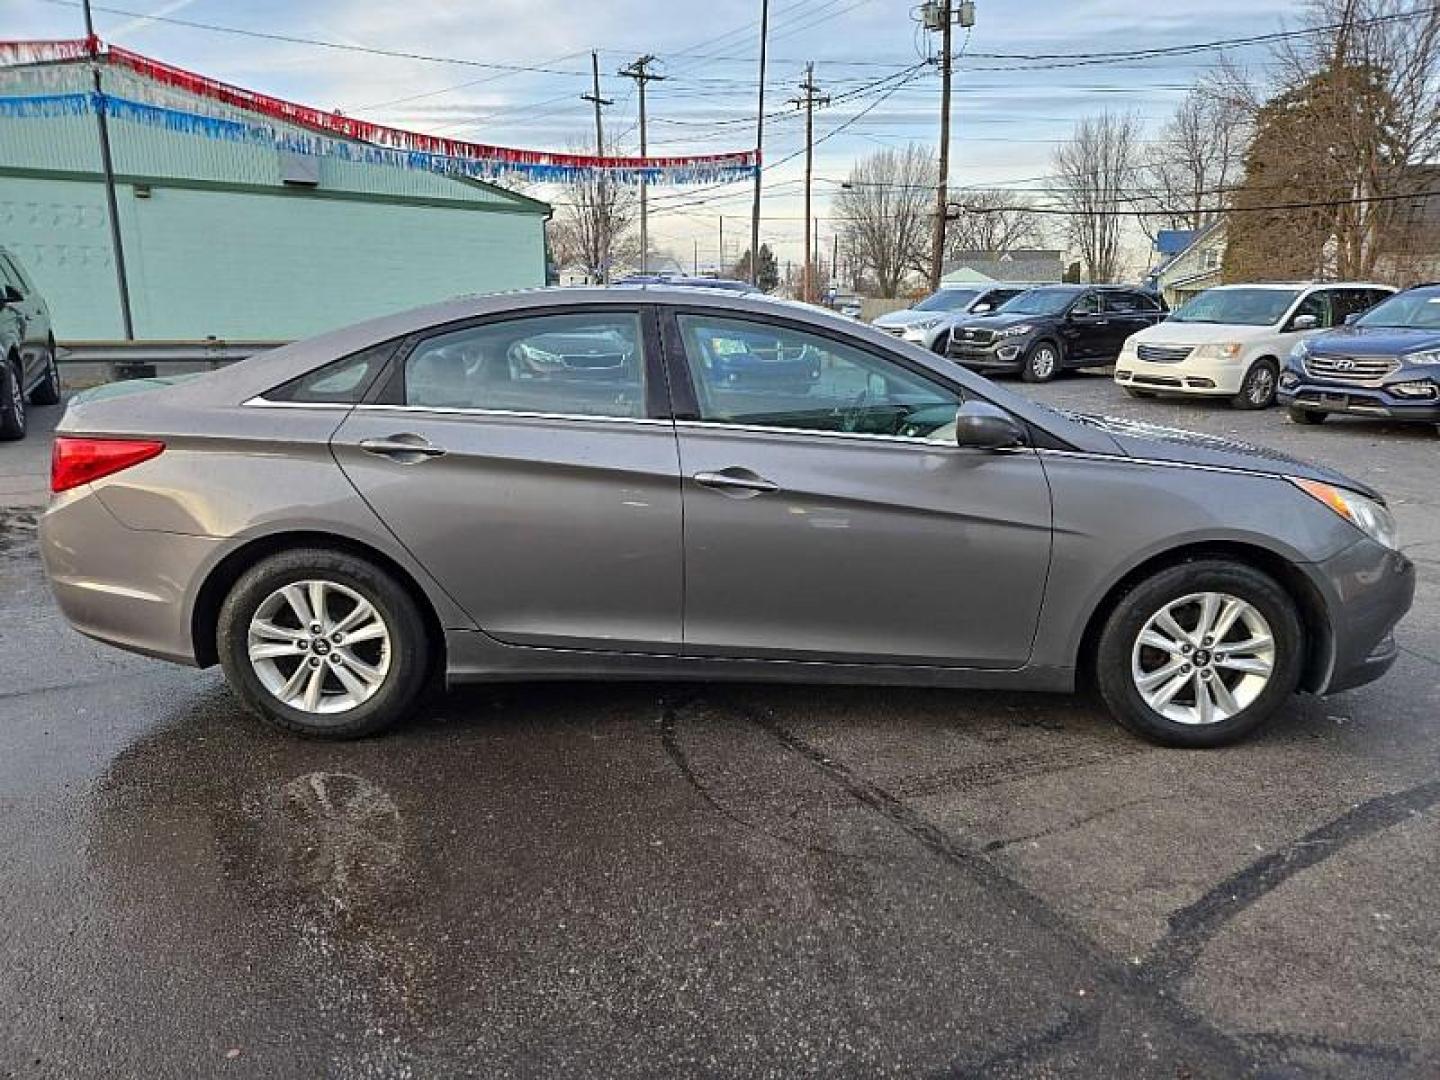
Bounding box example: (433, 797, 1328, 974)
(1128, 320, 1278, 345)
(871, 309, 931, 329)
(1306, 325, 1440, 356)
(954, 313, 1045, 331)
(1058, 410, 1380, 498)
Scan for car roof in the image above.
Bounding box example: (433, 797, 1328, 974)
(1205, 281, 1394, 291)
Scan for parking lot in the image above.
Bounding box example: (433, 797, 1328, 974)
(2, 374, 1437, 1078)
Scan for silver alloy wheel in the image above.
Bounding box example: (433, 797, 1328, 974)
(1030, 346, 1057, 379)
(247, 579, 392, 715)
(1131, 591, 1276, 725)
(1248, 365, 1275, 405)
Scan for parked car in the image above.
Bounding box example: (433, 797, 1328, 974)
(43, 288, 1412, 748)
(616, 274, 757, 294)
(830, 293, 864, 319)
(0, 245, 60, 440)
(1115, 282, 1394, 410)
(948, 285, 1166, 382)
(1280, 282, 1440, 427)
(872, 284, 1033, 353)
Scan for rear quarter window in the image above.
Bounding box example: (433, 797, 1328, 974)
(263, 341, 397, 404)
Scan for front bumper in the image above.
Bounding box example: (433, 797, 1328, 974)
(41, 486, 219, 666)
(1313, 537, 1415, 694)
(1279, 367, 1440, 421)
(947, 336, 1028, 371)
(1114, 349, 1247, 395)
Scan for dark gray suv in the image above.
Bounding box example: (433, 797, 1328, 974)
(0, 245, 60, 440)
(42, 288, 1414, 747)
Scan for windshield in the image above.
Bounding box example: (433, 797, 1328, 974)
(995, 288, 1076, 316)
(1355, 290, 1440, 329)
(913, 289, 979, 312)
(1169, 287, 1301, 326)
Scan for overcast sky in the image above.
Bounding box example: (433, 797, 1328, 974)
(7, 0, 1308, 274)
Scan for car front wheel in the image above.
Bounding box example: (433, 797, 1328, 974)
(1021, 341, 1061, 383)
(217, 548, 431, 738)
(1094, 560, 1303, 747)
(1232, 359, 1278, 410)
(1288, 406, 1326, 425)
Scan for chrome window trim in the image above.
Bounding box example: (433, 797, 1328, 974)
(673, 418, 1018, 452)
(1036, 447, 1295, 482)
(242, 397, 357, 410)
(352, 403, 670, 427)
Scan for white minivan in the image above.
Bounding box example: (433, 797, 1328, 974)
(1114, 282, 1395, 409)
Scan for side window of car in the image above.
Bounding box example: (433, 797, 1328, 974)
(403, 312, 646, 419)
(1102, 292, 1141, 314)
(264, 340, 397, 403)
(1289, 291, 1330, 329)
(0, 257, 21, 294)
(1070, 293, 1099, 316)
(675, 313, 961, 441)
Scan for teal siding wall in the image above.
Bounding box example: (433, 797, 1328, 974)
(0, 62, 550, 341)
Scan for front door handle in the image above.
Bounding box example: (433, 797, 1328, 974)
(358, 434, 447, 463)
(693, 468, 780, 496)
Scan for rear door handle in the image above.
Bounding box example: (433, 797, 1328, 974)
(358, 434, 447, 463)
(693, 468, 780, 496)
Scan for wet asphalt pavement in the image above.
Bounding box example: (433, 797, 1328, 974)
(2, 377, 1438, 1078)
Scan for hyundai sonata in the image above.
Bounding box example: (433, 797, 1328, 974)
(42, 287, 1414, 747)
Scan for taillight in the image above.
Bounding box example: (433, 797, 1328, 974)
(51, 437, 165, 493)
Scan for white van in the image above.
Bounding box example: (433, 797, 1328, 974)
(1114, 282, 1395, 409)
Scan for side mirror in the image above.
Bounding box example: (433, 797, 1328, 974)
(1290, 313, 1319, 331)
(1343, 312, 1361, 326)
(0, 285, 21, 305)
(972, 302, 992, 314)
(954, 401, 1026, 450)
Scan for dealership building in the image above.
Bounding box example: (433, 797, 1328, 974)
(0, 44, 552, 344)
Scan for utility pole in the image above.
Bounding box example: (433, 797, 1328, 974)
(791, 63, 829, 303)
(693, 238, 699, 275)
(581, 51, 613, 283)
(831, 232, 838, 295)
(718, 216, 725, 272)
(82, 0, 134, 342)
(748, 0, 770, 287)
(619, 55, 665, 275)
(925, 0, 974, 292)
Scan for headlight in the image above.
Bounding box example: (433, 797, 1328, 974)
(1289, 339, 1310, 361)
(1192, 342, 1245, 360)
(995, 324, 1033, 338)
(1291, 478, 1399, 550)
(1402, 348, 1440, 366)
(911, 317, 942, 331)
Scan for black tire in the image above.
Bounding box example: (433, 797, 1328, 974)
(930, 332, 950, 355)
(29, 340, 61, 407)
(216, 547, 432, 738)
(1288, 405, 1326, 425)
(1123, 387, 1157, 399)
(1094, 560, 1304, 748)
(1021, 340, 1061, 383)
(1231, 358, 1278, 410)
(0, 355, 26, 441)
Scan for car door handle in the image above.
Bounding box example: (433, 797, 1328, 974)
(693, 469, 780, 496)
(358, 434, 447, 462)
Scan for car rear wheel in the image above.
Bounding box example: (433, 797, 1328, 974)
(0, 356, 26, 440)
(29, 341, 61, 407)
(1095, 560, 1303, 747)
(1021, 342, 1061, 383)
(1288, 406, 1326, 425)
(217, 548, 431, 738)
(1232, 359, 1278, 410)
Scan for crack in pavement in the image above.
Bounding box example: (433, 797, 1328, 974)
(663, 695, 1439, 1074)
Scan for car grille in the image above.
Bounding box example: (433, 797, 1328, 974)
(1136, 343, 1193, 363)
(954, 328, 995, 346)
(1304, 354, 1399, 386)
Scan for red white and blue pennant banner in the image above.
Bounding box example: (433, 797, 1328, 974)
(0, 38, 759, 184)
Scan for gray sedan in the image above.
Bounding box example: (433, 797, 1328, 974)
(41, 287, 1414, 747)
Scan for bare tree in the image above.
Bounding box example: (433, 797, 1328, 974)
(1052, 112, 1139, 283)
(835, 144, 935, 298)
(943, 190, 1045, 260)
(547, 142, 638, 283)
(1133, 89, 1250, 243)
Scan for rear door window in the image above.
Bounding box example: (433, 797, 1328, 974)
(402, 312, 647, 419)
